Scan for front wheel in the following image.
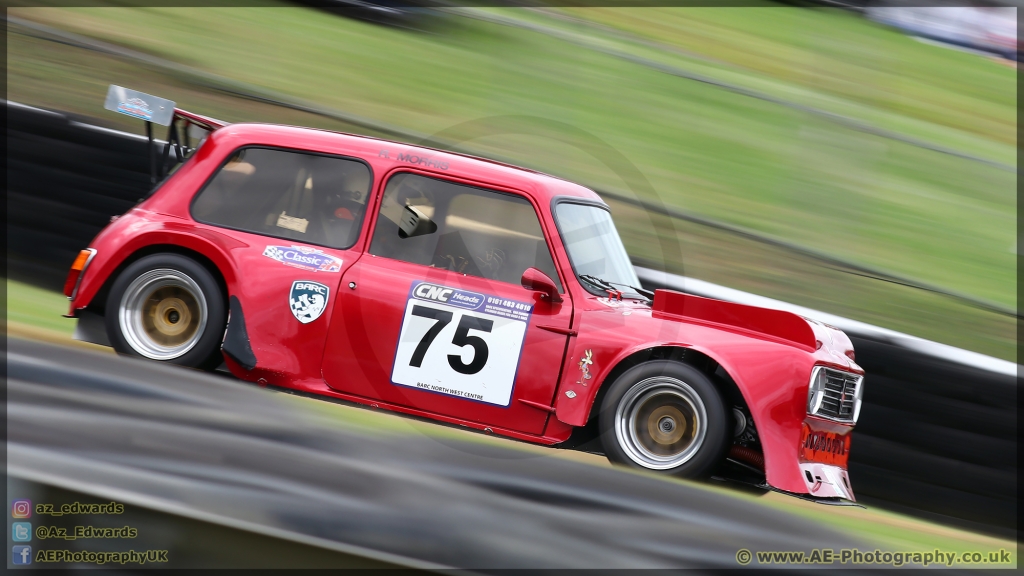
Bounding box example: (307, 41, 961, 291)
(599, 360, 729, 478)
(105, 253, 226, 370)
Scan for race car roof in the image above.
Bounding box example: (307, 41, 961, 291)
(202, 122, 604, 206)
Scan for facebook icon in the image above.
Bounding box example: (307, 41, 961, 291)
(12, 545, 32, 565)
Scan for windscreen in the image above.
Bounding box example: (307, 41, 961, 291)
(554, 202, 642, 297)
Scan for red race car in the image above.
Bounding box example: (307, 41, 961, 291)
(66, 87, 864, 501)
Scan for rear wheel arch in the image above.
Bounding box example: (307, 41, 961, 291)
(85, 244, 229, 317)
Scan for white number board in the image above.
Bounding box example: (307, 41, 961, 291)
(391, 281, 533, 407)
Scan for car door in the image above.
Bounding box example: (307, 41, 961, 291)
(321, 171, 572, 435)
(189, 146, 372, 382)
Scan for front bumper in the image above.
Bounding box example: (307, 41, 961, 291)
(798, 418, 855, 501)
(800, 462, 855, 501)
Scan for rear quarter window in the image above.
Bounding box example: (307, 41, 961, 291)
(191, 147, 371, 249)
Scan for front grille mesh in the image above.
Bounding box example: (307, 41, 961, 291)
(818, 368, 860, 420)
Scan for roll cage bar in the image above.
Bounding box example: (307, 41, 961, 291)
(147, 108, 228, 185)
(103, 85, 228, 185)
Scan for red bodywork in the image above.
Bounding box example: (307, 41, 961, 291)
(68, 121, 863, 497)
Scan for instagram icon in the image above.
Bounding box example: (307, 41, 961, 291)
(11, 500, 32, 519)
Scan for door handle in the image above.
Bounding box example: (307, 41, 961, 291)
(518, 398, 556, 413)
(537, 325, 576, 336)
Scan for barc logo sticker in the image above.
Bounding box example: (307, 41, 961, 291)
(263, 245, 342, 273)
(290, 281, 329, 324)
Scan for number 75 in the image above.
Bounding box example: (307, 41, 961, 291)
(410, 305, 494, 375)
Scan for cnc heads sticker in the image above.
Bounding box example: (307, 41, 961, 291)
(263, 245, 342, 273)
(412, 282, 485, 310)
(290, 281, 329, 324)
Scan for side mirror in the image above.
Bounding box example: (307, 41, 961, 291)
(521, 267, 562, 303)
(398, 205, 437, 239)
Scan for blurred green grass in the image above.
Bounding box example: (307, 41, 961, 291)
(5, 4, 1016, 358)
(551, 6, 1016, 154)
(6, 279, 75, 335)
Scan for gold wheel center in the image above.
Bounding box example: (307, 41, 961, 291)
(647, 405, 687, 445)
(141, 287, 200, 346)
(152, 297, 191, 336)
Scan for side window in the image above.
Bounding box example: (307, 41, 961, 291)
(369, 173, 563, 291)
(191, 147, 371, 250)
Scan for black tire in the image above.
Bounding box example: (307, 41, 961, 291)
(105, 253, 226, 370)
(598, 360, 729, 478)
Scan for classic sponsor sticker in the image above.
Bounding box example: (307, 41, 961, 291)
(262, 245, 342, 273)
(391, 281, 533, 406)
(290, 281, 329, 324)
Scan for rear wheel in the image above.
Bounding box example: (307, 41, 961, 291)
(105, 253, 226, 370)
(599, 360, 729, 478)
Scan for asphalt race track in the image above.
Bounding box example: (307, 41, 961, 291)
(7, 338, 864, 569)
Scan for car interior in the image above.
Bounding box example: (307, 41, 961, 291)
(370, 173, 562, 290)
(191, 148, 371, 249)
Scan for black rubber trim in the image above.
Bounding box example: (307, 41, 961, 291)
(72, 309, 111, 347)
(222, 296, 257, 371)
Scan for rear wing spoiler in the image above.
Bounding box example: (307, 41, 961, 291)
(104, 85, 228, 185)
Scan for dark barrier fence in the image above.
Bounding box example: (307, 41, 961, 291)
(6, 101, 152, 289)
(5, 101, 1017, 534)
(842, 337, 1016, 530)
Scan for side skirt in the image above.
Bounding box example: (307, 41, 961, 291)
(256, 377, 571, 447)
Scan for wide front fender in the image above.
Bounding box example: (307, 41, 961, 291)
(552, 306, 816, 493)
(70, 213, 245, 312)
